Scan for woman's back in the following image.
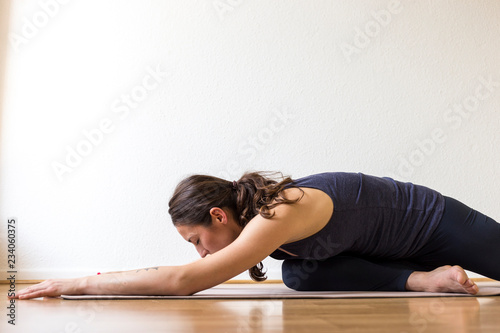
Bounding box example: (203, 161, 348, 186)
(270, 172, 445, 260)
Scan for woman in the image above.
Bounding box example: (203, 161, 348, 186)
(13, 171, 499, 299)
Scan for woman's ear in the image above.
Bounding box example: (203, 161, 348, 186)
(209, 207, 227, 224)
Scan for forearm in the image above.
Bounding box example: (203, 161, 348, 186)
(12, 265, 188, 299)
(81, 266, 185, 296)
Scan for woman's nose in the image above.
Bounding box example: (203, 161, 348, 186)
(199, 249, 209, 258)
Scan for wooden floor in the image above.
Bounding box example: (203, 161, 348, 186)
(2, 282, 500, 332)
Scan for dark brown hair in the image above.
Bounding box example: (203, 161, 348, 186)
(168, 171, 304, 281)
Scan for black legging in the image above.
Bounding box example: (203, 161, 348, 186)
(281, 196, 500, 291)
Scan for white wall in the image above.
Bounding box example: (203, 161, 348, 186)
(0, 0, 499, 281)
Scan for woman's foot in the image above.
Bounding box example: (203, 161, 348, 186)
(406, 265, 479, 294)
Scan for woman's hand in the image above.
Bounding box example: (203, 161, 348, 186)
(9, 278, 84, 300)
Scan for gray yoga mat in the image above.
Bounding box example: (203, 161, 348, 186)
(61, 283, 500, 300)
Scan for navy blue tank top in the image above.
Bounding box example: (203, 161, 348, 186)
(269, 172, 445, 260)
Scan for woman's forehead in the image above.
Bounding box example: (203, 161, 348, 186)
(176, 224, 206, 240)
(176, 224, 194, 237)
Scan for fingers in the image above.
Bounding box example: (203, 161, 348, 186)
(13, 283, 44, 299)
(9, 280, 59, 300)
(463, 278, 475, 288)
(18, 289, 44, 300)
(463, 278, 479, 295)
(9, 285, 35, 299)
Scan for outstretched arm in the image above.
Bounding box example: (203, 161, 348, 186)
(12, 265, 185, 299)
(12, 202, 305, 299)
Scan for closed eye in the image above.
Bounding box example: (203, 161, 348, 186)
(188, 238, 200, 245)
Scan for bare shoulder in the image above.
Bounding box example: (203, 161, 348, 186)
(277, 186, 334, 243)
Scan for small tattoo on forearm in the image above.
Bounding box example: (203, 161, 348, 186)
(136, 267, 159, 273)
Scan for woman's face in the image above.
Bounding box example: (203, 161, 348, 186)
(176, 207, 242, 258)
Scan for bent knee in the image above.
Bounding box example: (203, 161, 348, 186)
(281, 260, 314, 291)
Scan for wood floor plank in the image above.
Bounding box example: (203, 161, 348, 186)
(2, 283, 500, 332)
